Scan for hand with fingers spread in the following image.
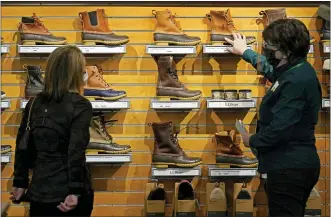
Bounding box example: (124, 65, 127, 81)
(10, 187, 26, 204)
(57, 194, 78, 212)
(224, 33, 248, 56)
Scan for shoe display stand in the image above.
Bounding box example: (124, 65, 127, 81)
(150, 99, 200, 110)
(1, 153, 12, 164)
(1, 100, 11, 109)
(146, 45, 197, 55)
(207, 98, 256, 109)
(151, 166, 201, 177)
(17, 45, 127, 54)
(1, 45, 10, 54)
(322, 98, 330, 108)
(86, 153, 132, 163)
(20, 99, 130, 111)
(323, 43, 330, 53)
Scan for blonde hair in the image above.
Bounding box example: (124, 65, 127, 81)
(43, 45, 85, 101)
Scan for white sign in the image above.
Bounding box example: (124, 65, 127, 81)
(1, 45, 9, 53)
(78, 45, 126, 54)
(1, 155, 11, 163)
(203, 45, 252, 54)
(1, 101, 9, 109)
(308, 45, 314, 54)
(18, 45, 61, 53)
(209, 168, 257, 177)
(91, 101, 129, 109)
(207, 99, 255, 109)
(151, 100, 199, 109)
(21, 100, 28, 109)
(324, 45, 330, 53)
(146, 45, 196, 54)
(152, 167, 201, 177)
(323, 99, 330, 108)
(86, 154, 131, 163)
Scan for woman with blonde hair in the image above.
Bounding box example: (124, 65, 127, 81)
(11, 45, 94, 216)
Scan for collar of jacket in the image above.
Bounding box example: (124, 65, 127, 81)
(272, 57, 307, 81)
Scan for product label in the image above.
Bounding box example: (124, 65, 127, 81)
(305, 209, 321, 216)
(235, 212, 253, 217)
(176, 212, 196, 217)
(146, 212, 165, 217)
(207, 211, 226, 217)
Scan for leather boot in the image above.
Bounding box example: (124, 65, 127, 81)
(156, 56, 202, 100)
(84, 65, 126, 100)
(147, 185, 166, 200)
(88, 116, 131, 154)
(317, 4, 330, 42)
(1, 37, 3, 44)
(206, 9, 256, 45)
(18, 13, 67, 45)
(1, 145, 11, 154)
(215, 130, 258, 168)
(177, 180, 195, 200)
(24, 65, 44, 98)
(151, 121, 202, 168)
(79, 9, 129, 45)
(153, 9, 201, 45)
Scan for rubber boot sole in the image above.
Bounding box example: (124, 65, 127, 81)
(211, 38, 256, 45)
(22, 40, 67, 45)
(83, 39, 129, 46)
(156, 93, 202, 100)
(1, 148, 12, 154)
(153, 161, 202, 168)
(85, 93, 127, 101)
(154, 40, 201, 46)
(216, 162, 258, 168)
(87, 148, 132, 154)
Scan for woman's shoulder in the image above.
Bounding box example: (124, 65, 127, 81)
(67, 92, 92, 110)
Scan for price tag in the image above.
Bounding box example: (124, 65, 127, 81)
(210, 169, 256, 177)
(1, 46, 9, 53)
(91, 101, 129, 109)
(208, 100, 255, 109)
(146, 45, 195, 54)
(324, 100, 330, 108)
(21, 100, 28, 109)
(79, 46, 126, 54)
(18, 45, 60, 54)
(152, 101, 199, 109)
(1, 101, 9, 108)
(324, 45, 330, 53)
(86, 154, 131, 163)
(308, 45, 314, 53)
(152, 168, 201, 177)
(1, 155, 10, 163)
(203, 45, 251, 54)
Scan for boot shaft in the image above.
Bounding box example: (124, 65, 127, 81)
(157, 56, 184, 89)
(24, 65, 44, 87)
(90, 116, 113, 141)
(79, 9, 111, 33)
(153, 9, 183, 34)
(215, 130, 243, 156)
(260, 8, 287, 26)
(85, 65, 110, 89)
(208, 9, 236, 34)
(19, 14, 51, 35)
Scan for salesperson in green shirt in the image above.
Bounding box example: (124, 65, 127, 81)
(225, 19, 322, 217)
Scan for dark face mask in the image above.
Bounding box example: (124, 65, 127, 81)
(262, 47, 282, 68)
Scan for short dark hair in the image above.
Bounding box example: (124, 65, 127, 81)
(43, 45, 86, 101)
(262, 18, 310, 63)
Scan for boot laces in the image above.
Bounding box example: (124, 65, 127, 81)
(167, 67, 185, 87)
(171, 126, 199, 151)
(224, 15, 236, 31)
(94, 116, 117, 142)
(32, 13, 50, 32)
(170, 14, 182, 30)
(93, 65, 110, 88)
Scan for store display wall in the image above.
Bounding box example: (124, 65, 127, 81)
(1, 2, 330, 216)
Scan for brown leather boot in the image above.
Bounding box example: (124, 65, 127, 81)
(156, 56, 202, 100)
(1, 37, 3, 44)
(206, 9, 256, 45)
(18, 13, 67, 45)
(151, 122, 202, 168)
(153, 9, 201, 45)
(259, 8, 287, 27)
(215, 130, 258, 168)
(79, 9, 129, 45)
(88, 116, 131, 154)
(24, 65, 44, 98)
(84, 65, 126, 100)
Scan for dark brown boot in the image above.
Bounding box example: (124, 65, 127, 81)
(153, 9, 201, 45)
(79, 9, 129, 45)
(177, 180, 195, 200)
(18, 13, 67, 45)
(151, 121, 202, 168)
(215, 130, 258, 168)
(88, 116, 131, 154)
(206, 9, 256, 45)
(24, 65, 44, 98)
(156, 56, 202, 100)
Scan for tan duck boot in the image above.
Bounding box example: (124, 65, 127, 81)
(18, 13, 67, 45)
(156, 56, 202, 100)
(206, 9, 256, 45)
(153, 9, 201, 46)
(79, 9, 129, 45)
(215, 130, 258, 168)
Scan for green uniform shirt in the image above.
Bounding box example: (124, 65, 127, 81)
(242, 49, 321, 173)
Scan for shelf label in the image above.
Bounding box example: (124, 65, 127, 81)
(1, 46, 9, 53)
(204, 45, 251, 54)
(86, 154, 131, 163)
(1, 155, 11, 163)
(91, 101, 129, 109)
(79, 45, 126, 54)
(146, 46, 195, 54)
(1, 101, 9, 109)
(151, 101, 199, 109)
(324, 45, 330, 53)
(21, 100, 28, 109)
(152, 168, 201, 177)
(209, 169, 257, 177)
(323, 99, 330, 108)
(308, 45, 314, 53)
(208, 100, 255, 109)
(18, 45, 60, 53)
